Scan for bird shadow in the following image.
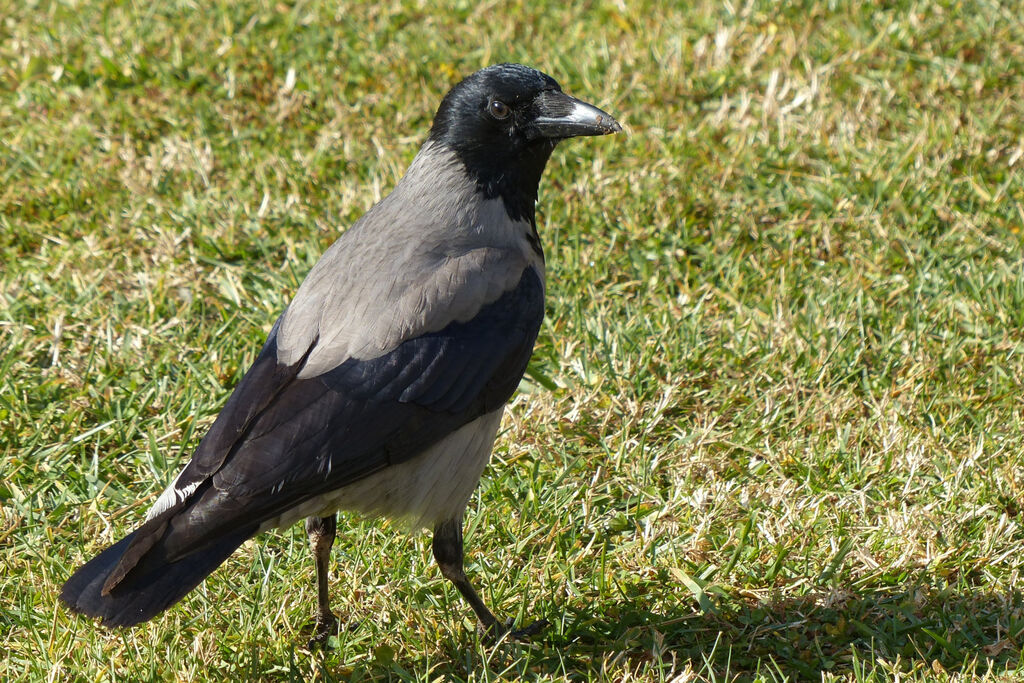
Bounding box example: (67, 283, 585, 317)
(525, 582, 1024, 680)
(311, 579, 1024, 681)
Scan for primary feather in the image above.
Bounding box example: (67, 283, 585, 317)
(61, 63, 619, 633)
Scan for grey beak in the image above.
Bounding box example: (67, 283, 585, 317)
(529, 91, 622, 140)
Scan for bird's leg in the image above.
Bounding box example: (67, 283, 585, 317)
(305, 514, 338, 646)
(432, 518, 547, 641)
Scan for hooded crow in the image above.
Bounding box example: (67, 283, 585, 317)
(61, 63, 620, 642)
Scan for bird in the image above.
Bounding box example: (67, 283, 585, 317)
(60, 63, 621, 643)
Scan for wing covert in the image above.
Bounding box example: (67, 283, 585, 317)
(154, 266, 545, 558)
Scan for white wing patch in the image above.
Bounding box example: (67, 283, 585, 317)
(146, 467, 202, 521)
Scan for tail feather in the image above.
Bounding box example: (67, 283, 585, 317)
(61, 525, 257, 627)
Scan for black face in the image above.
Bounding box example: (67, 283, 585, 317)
(428, 64, 619, 222)
(429, 63, 562, 158)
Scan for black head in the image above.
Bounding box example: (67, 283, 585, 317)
(428, 63, 620, 221)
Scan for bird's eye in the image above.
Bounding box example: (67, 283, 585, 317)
(488, 99, 511, 120)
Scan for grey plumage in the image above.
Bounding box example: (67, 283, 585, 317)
(61, 63, 620, 640)
(278, 144, 539, 372)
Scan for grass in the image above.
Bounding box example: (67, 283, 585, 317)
(2, 0, 1024, 680)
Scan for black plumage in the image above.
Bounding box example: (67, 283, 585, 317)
(61, 63, 620, 641)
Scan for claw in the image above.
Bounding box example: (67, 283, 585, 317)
(481, 616, 549, 643)
(305, 612, 339, 649)
(511, 618, 549, 639)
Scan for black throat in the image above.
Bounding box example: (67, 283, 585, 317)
(431, 135, 558, 224)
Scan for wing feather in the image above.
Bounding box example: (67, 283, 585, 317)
(151, 266, 544, 561)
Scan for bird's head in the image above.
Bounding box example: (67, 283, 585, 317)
(427, 63, 621, 220)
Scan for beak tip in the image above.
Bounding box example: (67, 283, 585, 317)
(584, 108, 622, 137)
(531, 93, 623, 139)
(593, 113, 620, 133)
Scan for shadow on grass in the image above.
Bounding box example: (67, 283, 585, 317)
(292, 582, 1024, 681)
(313, 585, 1024, 679)
(540, 583, 1024, 680)
(284, 585, 1024, 679)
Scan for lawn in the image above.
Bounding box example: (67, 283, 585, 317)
(2, 0, 1024, 680)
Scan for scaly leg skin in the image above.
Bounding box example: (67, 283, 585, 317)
(432, 518, 548, 641)
(305, 514, 339, 648)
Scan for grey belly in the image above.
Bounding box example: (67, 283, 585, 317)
(260, 408, 505, 533)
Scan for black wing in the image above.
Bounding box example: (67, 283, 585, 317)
(173, 266, 545, 548)
(64, 266, 545, 625)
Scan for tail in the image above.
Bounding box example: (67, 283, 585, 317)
(60, 524, 256, 627)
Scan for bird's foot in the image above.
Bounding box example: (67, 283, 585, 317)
(305, 611, 340, 649)
(481, 617, 549, 643)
